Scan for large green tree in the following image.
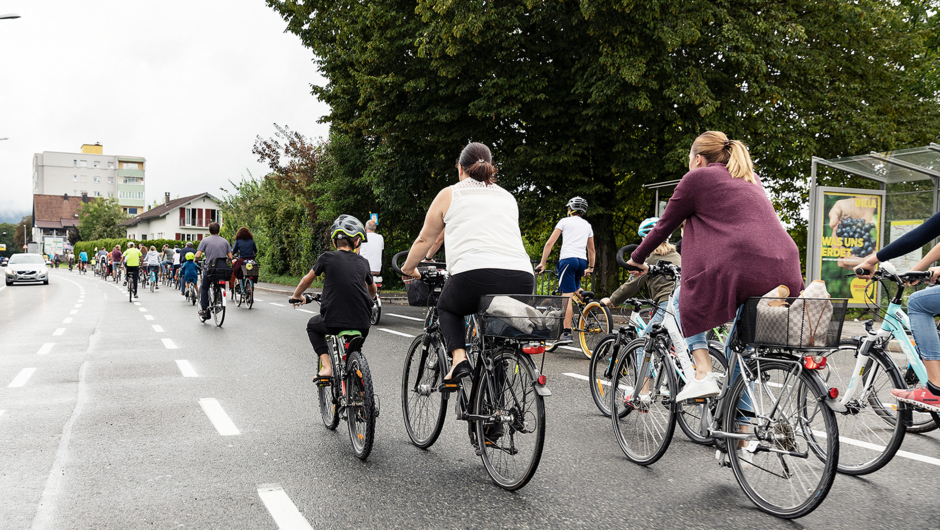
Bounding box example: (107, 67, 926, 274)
(0, 222, 18, 257)
(13, 215, 32, 252)
(268, 0, 940, 290)
(77, 198, 127, 241)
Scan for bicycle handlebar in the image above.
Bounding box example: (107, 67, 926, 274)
(856, 267, 933, 285)
(289, 293, 320, 305)
(616, 244, 640, 271)
(390, 250, 447, 280)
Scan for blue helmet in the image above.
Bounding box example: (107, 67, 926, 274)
(638, 217, 659, 238)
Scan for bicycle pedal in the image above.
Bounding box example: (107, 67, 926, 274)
(440, 382, 462, 393)
(313, 376, 332, 387)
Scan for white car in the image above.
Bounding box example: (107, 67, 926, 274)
(5, 253, 49, 286)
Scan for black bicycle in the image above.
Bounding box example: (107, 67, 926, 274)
(290, 293, 378, 460)
(392, 251, 557, 490)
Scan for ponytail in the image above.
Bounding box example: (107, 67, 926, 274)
(691, 131, 755, 183)
(458, 142, 498, 184)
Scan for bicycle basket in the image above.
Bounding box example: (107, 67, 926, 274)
(739, 297, 848, 349)
(479, 295, 569, 341)
(240, 260, 260, 278)
(205, 257, 233, 282)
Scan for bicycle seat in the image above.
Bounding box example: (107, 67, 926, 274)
(580, 291, 595, 300)
(338, 330, 365, 352)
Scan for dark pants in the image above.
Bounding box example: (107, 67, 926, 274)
(200, 271, 213, 311)
(306, 314, 370, 355)
(437, 268, 535, 354)
(126, 266, 139, 295)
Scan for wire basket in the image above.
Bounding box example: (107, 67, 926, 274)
(240, 260, 260, 278)
(738, 297, 848, 350)
(480, 295, 569, 341)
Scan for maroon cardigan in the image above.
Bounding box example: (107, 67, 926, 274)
(632, 163, 804, 336)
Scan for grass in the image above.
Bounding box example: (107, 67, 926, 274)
(259, 271, 318, 288)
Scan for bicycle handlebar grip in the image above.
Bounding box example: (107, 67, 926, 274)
(854, 267, 870, 276)
(391, 250, 409, 276)
(288, 297, 304, 305)
(616, 244, 640, 271)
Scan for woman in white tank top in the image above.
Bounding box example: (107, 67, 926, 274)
(401, 143, 534, 382)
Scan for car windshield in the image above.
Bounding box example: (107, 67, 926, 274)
(9, 254, 45, 265)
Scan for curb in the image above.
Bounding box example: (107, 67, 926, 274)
(253, 283, 410, 305)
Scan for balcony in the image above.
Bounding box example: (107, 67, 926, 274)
(117, 168, 145, 178)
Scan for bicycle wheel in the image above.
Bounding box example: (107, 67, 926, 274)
(212, 284, 225, 327)
(823, 340, 907, 475)
(676, 345, 728, 445)
(235, 282, 243, 307)
(401, 334, 447, 448)
(725, 359, 838, 519)
(245, 280, 254, 309)
(577, 301, 612, 358)
(346, 350, 377, 460)
(474, 349, 545, 490)
(318, 350, 340, 430)
(150, 272, 155, 292)
(588, 334, 619, 416)
(370, 295, 381, 325)
(610, 337, 677, 465)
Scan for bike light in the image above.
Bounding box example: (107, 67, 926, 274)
(538, 375, 547, 385)
(829, 387, 839, 399)
(803, 355, 827, 370)
(522, 345, 545, 354)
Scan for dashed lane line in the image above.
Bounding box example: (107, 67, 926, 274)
(8, 368, 36, 388)
(298, 308, 315, 314)
(69, 310, 77, 315)
(176, 360, 197, 377)
(36, 343, 54, 355)
(257, 484, 314, 530)
(53, 328, 65, 336)
(162, 339, 178, 349)
(199, 398, 240, 436)
(378, 328, 416, 338)
(152, 325, 164, 333)
(387, 313, 424, 322)
(144, 315, 155, 321)
(63, 318, 73, 324)
(139, 307, 147, 312)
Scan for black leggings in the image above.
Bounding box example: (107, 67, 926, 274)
(437, 268, 534, 354)
(306, 315, 370, 355)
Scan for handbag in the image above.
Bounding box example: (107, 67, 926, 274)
(788, 280, 833, 347)
(406, 279, 430, 306)
(754, 285, 791, 345)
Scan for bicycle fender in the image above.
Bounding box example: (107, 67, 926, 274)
(533, 378, 551, 397)
(806, 372, 847, 413)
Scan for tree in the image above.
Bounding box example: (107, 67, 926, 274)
(77, 198, 127, 240)
(13, 215, 32, 251)
(0, 222, 18, 257)
(267, 0, 940, 289)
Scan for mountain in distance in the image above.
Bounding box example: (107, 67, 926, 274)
(0, 210, 29, 224)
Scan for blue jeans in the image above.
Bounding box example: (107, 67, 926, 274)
(672, 287, 709, 351)
(907, 286, 940, 361)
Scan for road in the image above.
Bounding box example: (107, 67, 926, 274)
(1, 269, 938, 529)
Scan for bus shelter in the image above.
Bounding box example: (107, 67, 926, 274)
(807, 144, 940, 306)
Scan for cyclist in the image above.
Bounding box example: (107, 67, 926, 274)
(194, 222, 234, 321)
(535, 196, 595, 342)
(111, 245, 123, 279)
(123, 242, 143, 298)
(855, 216, 940, 409)
(359, 219, 385, 278)
(179, 252, 200, 298)
(230, 227, 257, 293)
(96, 247, 109, 276)
(400, 142, 534, 382)
(172, 246, 182, 287)
(627, 131, 803, 401)
(144, 245, 162, 289)
(68, 252, 74, 271)
(78, 249, 88, 272)
(290, 215, 375, 381)
(161, 244, 174, 280)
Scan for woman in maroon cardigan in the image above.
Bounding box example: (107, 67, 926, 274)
(627, 131, 803, 400)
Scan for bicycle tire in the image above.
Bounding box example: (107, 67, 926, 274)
(318, 349, 340, 430)
(370, 295, 381, 325)
(576, 301, 612, 358)
(212, 284, 225, 327)
(474, 349, 545, 491)
(150, 272, 155, 292)
(824, 340, 907, 475)
(346, 350, 377, 460)
(401, 334, 447, 448)
(676, 344, 728, 445)
(610, 337, 677, 465)
(588, 334, 619, 416)
(236, 283, 243, 307)
(246, 281, 254, 309)
(725, 359, 838, 519)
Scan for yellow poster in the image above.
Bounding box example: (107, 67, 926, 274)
(819, 192, 882, 304)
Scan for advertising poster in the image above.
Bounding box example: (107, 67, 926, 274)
(819, 192, 882, 304)
(888, 220, 925, 273)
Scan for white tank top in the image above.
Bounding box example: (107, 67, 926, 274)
(443, 179, 534, 276)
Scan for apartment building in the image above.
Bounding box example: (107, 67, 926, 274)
(32, 143, 146, 215)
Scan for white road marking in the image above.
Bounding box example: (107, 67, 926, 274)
(253, 298, 264, 302)
(8, 368, 36, 388)
(298, 309, 315, 314)
(37, 343, 54, 355)
(134, 302, 140, 306)
(257, 484, 314, 530)
(378, 328, 416, 338)
(73, 304, 81, 308)
(152, 325, 164, 333)
(199, 398, 240, 436)
(388, 313, 424, 322)
(0, 410, 4, 419)
(811, 430, 940, 467)
(69, 310, 77, 315)
(561, 345, 582, 352)
(53, 328, 65, 336)
(270, 303, 286, 307)
(564, 373, 589, 381)
(139, 307, 147, 312)
(176, 360, 197, 377)
(63, 318, 73, 324)
(162, 339, 177, 349)
(144, 315, 155, 321)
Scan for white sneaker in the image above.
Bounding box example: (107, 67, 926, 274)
(737, 441, 758, 469)
(638, 392, 651, 404)
(675, 373, 720, 401)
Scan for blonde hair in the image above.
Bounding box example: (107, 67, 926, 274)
(691, 131, 755, 183)
(652, 240, 676, 256)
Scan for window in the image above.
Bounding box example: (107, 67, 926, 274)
(93, 177, 100, 183)
(122, 177, 141, 184)
(72, 175, 77, 182)
(141, 234, 147, 241)
(128, 208, 138, 215)
(157, 233, 163, 239)
(108, 192, 113, 198)
(94, 161, 100, 168)
(107, 177, 114, 184)
(108, 161, 114, 169)
(73, 160, 77, 166)
(123, 162, 139, 170)
(94, 191, 101, 197)
(118, 191, 144, 200)
(80, 160, 87, 167)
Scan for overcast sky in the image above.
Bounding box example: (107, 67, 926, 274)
(0, 0, 330, 218)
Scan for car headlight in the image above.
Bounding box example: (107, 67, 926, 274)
(39, 267, 48, 275)
(4, 268, 12, 275)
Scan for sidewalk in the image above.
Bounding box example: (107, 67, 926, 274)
(253, 281, 409, 305)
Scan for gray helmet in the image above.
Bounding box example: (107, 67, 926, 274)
(330, 214, 367, 247)
(566, 196, 588, 213)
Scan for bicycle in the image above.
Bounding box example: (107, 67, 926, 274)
(114, 263, 122, 284)
(392, 251, 554, 491)
(202, 259, 230, 327)
(537, 269, 612, 357)
(819, 262, 939, 475)
(290, 292, 377, 459)
(370, 275, 382, 325)
(148, 266, 158, 293)
(184, 278, 198, 306)
(126, 268, 137, 302)
(234, 260, 257, 309)
(611, 262, 844, 518)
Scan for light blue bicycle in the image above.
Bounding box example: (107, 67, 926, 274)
(824, 261, 940, 475)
